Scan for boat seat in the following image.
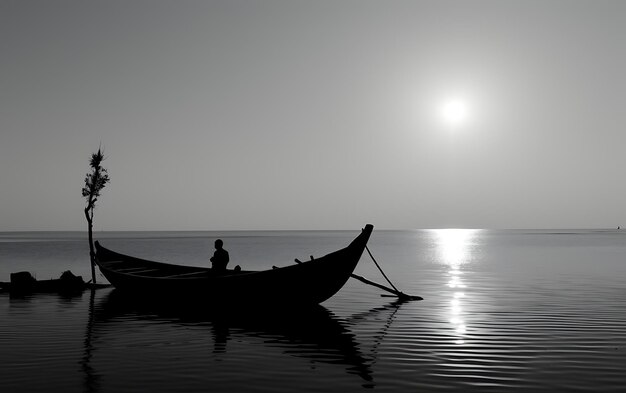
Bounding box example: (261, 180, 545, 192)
(117, 268, 161, 274)
(99, 260, 126, 265)
(160, 271, 208, 278)
(114, 267, 148, 272)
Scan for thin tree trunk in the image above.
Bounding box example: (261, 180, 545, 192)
(85, 207, 96, 284)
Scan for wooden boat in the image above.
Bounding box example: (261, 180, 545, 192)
(94, 224, 374, 305)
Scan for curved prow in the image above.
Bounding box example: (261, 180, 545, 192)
(349, 224, 374, 250)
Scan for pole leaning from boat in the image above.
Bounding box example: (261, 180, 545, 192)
(297, 227, 423, 301)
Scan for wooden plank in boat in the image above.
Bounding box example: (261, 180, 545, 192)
(100, 260, 126, 265)
(160, 271, 208, 278)
(116, 268, 161, 274)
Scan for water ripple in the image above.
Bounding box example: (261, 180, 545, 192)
(2, 230, 626, 391)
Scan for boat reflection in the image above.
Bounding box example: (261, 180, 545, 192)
(88, 290, 375, 385)
(433, 229, 479, 345)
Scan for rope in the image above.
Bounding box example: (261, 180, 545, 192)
(365, 245, 400, 293)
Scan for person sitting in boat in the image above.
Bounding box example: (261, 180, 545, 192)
(210, 239, 229, 272)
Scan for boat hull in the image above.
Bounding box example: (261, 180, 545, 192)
(95, 225, 373, 306)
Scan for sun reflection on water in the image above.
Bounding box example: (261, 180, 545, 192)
(433, 229, 479, 345)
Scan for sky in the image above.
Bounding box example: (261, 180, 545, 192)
(1, 0, 625, 231)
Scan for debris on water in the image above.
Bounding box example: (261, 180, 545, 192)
(0, 270, 110, 294)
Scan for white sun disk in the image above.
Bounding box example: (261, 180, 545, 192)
(441, 99, 468, 126)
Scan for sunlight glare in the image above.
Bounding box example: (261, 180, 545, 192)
(440, 99, 469, 127)
(434, 229, 478, 347)
(435, 229, 478, 267)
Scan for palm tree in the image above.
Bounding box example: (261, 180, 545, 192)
(82, 148, 110, 284)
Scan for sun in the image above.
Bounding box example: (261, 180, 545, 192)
(440, 99, 469, 127)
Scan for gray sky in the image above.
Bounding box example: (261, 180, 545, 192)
(1, 0, 625, 230)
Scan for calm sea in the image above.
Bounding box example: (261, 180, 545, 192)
(1, 229, 625, 392)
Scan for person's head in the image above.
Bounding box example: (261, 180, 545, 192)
(214, 239, 223, 249)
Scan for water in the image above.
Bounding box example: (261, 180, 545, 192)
(1, 229, 626, 392)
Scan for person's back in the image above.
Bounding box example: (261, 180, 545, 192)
(210, 239, 229, 272)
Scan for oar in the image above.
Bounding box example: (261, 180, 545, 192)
(362, 246, 423, 301)
(349, 271, 422, 301)
(295, 257, 423, 301)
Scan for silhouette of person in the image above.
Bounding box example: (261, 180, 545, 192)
(210, 239, 229, 272)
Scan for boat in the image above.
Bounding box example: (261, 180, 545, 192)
(94, 224, 374, 305)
